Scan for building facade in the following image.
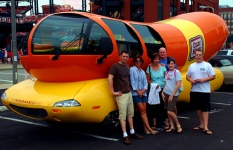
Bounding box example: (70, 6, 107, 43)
(219, 5, 233, 37)
(91, 0, 219, 22)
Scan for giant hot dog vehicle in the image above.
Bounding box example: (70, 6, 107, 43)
(1, 11, 228, 128)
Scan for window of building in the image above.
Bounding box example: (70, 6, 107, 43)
(170, 0, 177, 17)
(158, 0, 163, 20)
(228, 13, 231, 19)
(189, 0, 193, 12)
(224, 14, 227, 19)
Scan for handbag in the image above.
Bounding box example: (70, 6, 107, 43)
(147, 66, 151, 94)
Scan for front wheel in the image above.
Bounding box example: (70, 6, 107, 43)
(102, 110, 119, 129)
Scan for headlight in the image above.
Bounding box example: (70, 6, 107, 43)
(53, 99, 81, 107)
(1, 92, 6, 100)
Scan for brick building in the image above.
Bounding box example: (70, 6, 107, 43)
(219, 5, 233, 37)
(91, 0, 219, 22)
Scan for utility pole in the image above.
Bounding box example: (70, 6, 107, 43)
(82, 0, 86, 12)
(11, 0, 18, 84)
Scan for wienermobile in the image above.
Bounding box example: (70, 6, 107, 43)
(1, 11, 228, 128)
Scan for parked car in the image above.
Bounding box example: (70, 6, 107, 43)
(209, 56, 233, 86)
(215, 50, 233, 63)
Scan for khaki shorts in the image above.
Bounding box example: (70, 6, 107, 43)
(164, 93, 178, 112)
(115, 92, 134, 120)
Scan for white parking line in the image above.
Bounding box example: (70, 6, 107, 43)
(0, 116, 119, 141)
(177, 116, 190, 119)
(0, 72, 29, 76)
(0, 79, 13, 83)
(0, 106, 8, 111)
(0, 72, 12, 75)
(214, 92, 233, 95)
(210, 102, 231, 106)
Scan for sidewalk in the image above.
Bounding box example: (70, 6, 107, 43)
(0, 63, 23, 70)
(0, 63, 24, 90)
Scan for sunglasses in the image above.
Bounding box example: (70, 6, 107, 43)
(134, 60, 141, 63)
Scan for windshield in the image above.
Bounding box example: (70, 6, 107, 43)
(32, 13, 89, 54)
(220, 59, 232, 66)
(131, 24, 164, 58)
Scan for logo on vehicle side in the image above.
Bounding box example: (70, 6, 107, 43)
(189, 35, 204, 60)
(13, 99, 36, 105)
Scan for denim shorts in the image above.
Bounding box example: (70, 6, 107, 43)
(133, 96, 147, 103)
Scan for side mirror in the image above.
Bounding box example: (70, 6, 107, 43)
(99, 36, 113, 54)
(97, 37, 113, 64)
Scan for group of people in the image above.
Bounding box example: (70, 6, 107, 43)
(0, 48, 8, 63)
(0, 48, 23, 64)
(108, 47, 215, 145)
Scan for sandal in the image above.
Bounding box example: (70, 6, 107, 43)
(177, 126, 183, 134)
(151, 125, 156, 130)
(203, 130, 212, 135)
(166, 128, 175, 133)
(144, 130, 151, 135)
(193, 126, 204, 130)
(150, 130, 158, 135)
(164, 124, 170, 130)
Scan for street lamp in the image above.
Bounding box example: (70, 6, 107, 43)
(11, 0, 18, 84)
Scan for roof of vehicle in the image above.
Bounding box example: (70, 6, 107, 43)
(217, 49, 233, 55)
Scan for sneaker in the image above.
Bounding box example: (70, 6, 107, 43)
(123, 136, 131, 145)
(130, 132, 144, 139)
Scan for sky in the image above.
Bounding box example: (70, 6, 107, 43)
(219, 0, 233, 7)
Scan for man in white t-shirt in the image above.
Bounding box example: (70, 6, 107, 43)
(186, 50, 215, 135)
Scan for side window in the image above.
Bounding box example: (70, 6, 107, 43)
(87, 23, 109, 54)
(131, 24, 165, 58)
(218, 51, 227, 55)
(102, 19, 143, 58)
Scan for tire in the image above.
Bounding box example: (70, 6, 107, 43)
(102, 110, 119, 129)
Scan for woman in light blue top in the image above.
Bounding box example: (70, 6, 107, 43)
(146, 53, 167, 130)
(162, 58, 182, 133)
(130, 55, 157, 135)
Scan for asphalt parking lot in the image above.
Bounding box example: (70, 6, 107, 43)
(1, 88, 233, 150)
